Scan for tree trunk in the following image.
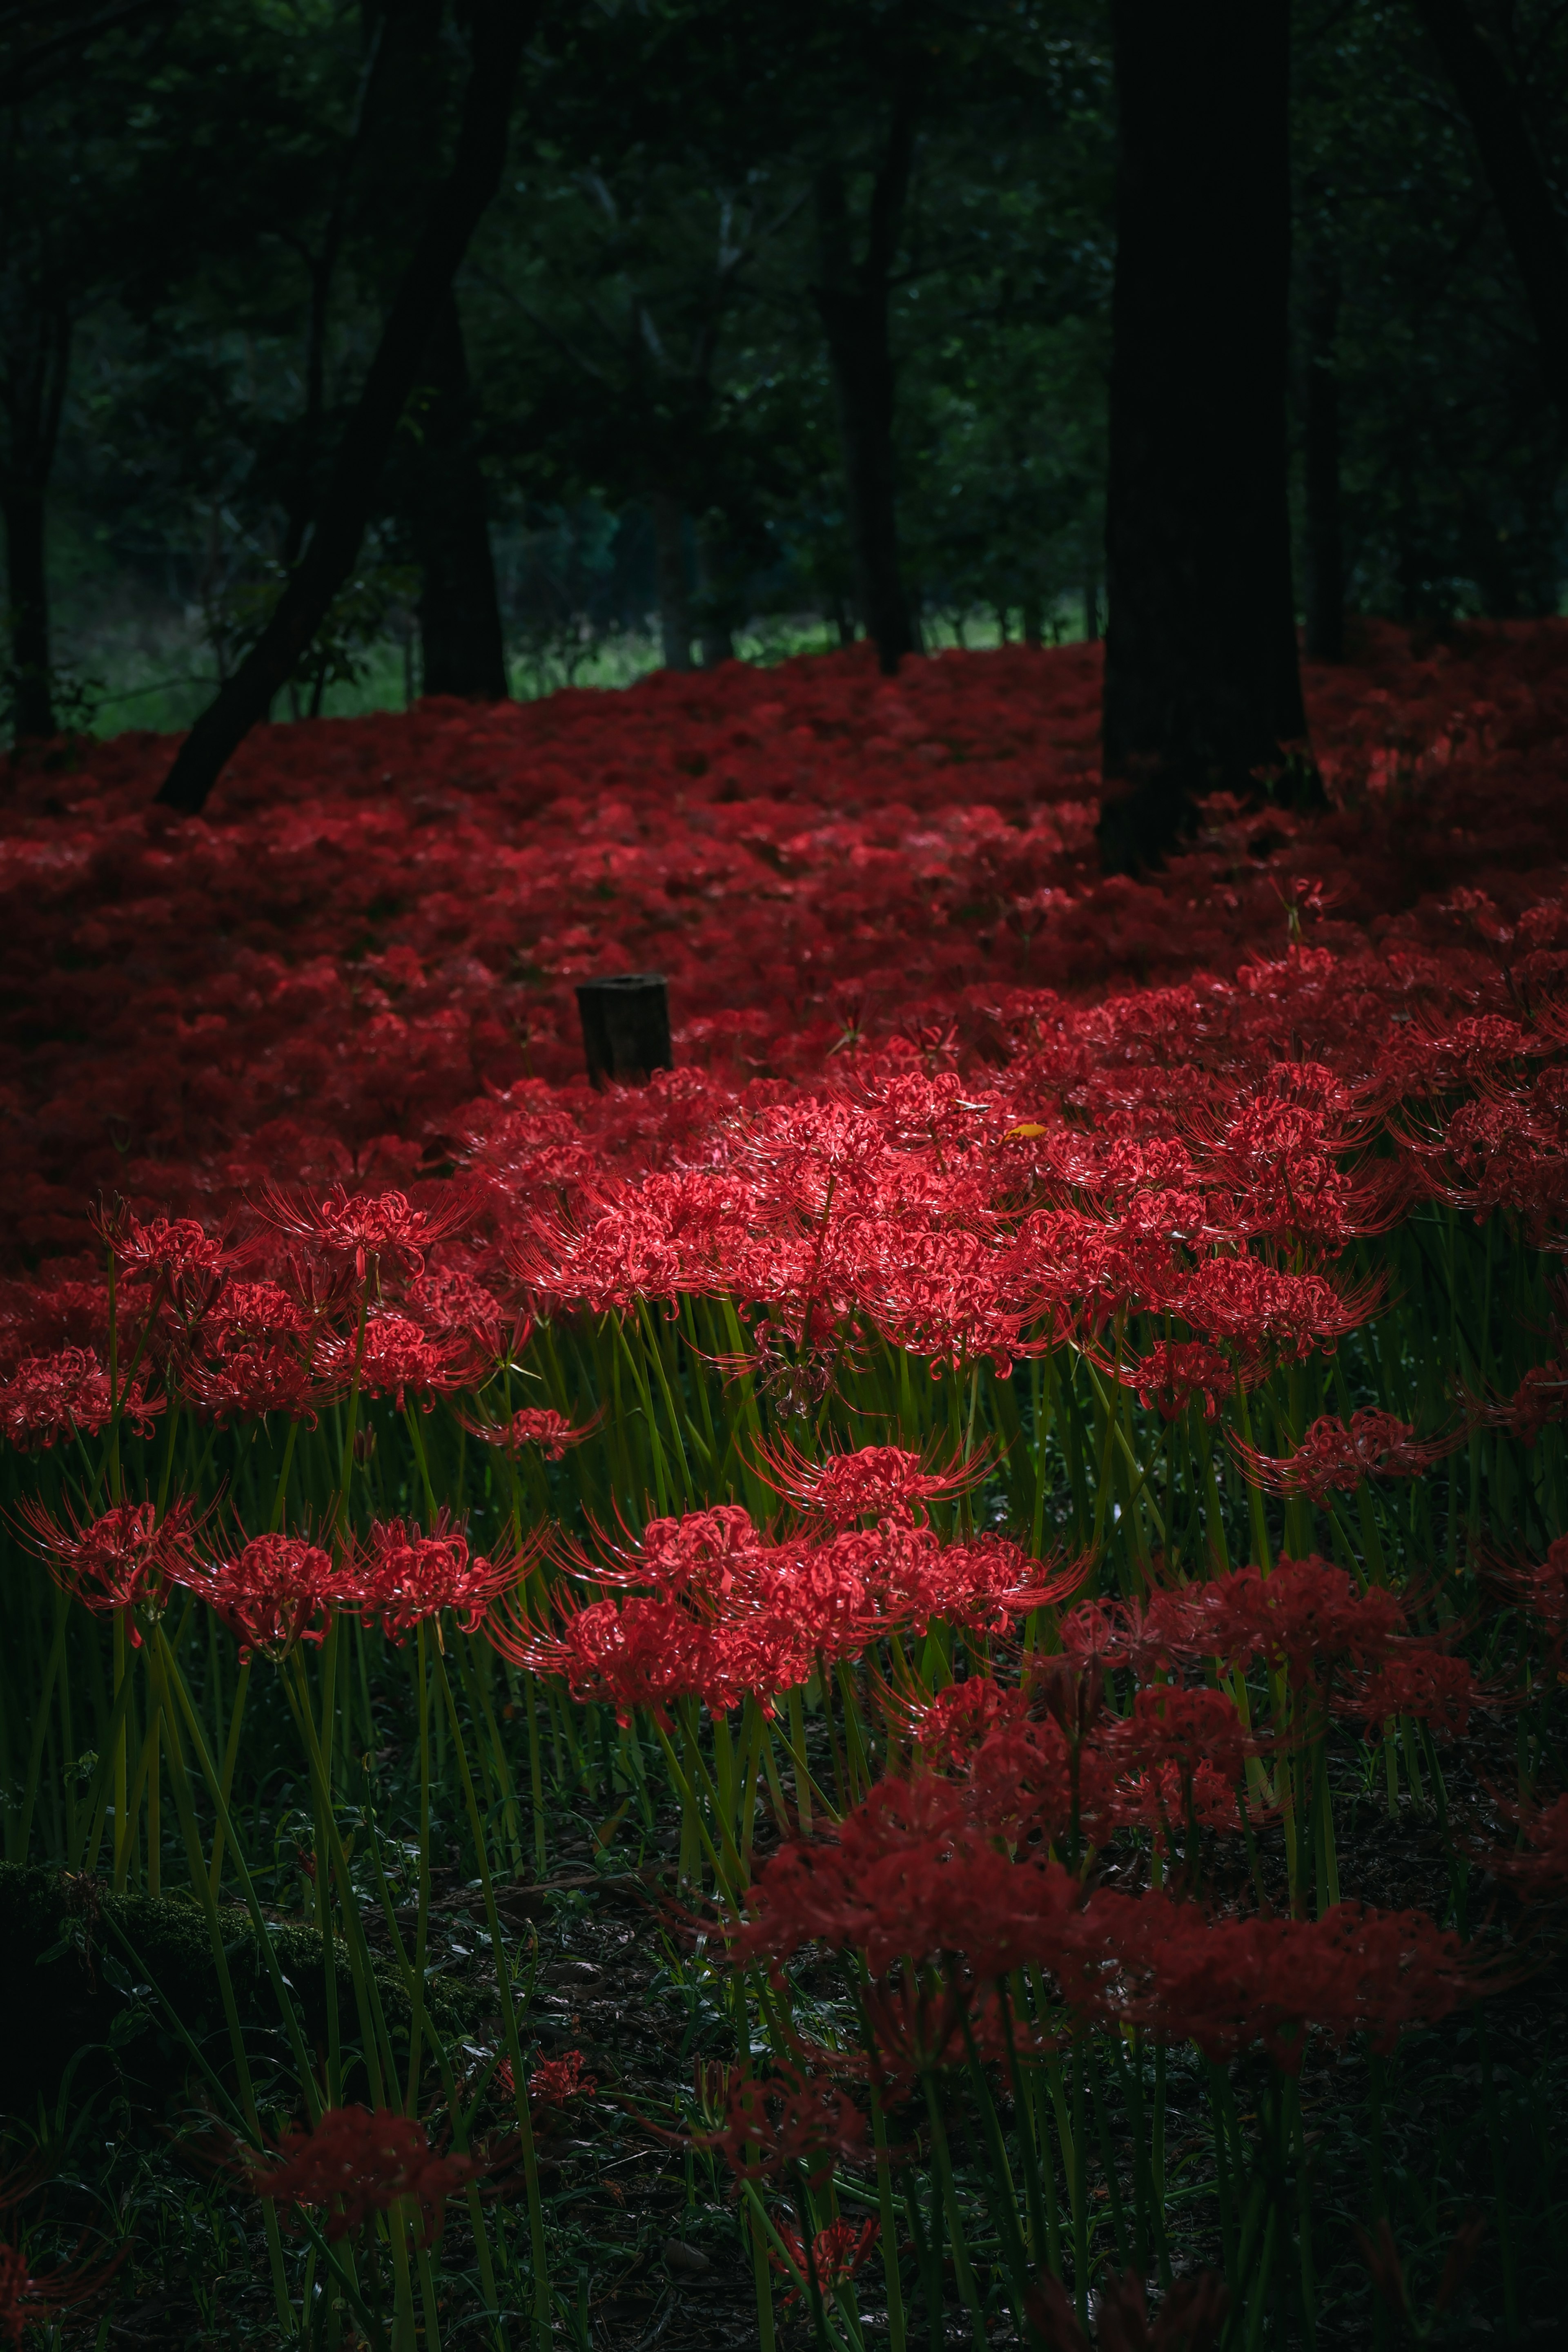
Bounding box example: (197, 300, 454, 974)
(1302, 246, 1344, 662)
(156, 0, 533, 815)
(1411, 0, 1568, 432)
(0, 300, 69, 741)
(648, 490, 693, 672)
(1083, 578, 1099, 643)
(811, 88, 920, 678)
(3, 486, 53, 737)
(1098, 0, 1310, 873)
(413, 284, 508, 699)
(694, 513, 734, 667)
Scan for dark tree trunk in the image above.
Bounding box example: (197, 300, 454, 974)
(413, 285, 507, 699)
(1021, 595, 1042, 648)
(1303, 247, 1344, 662)
(0, 301, 69, 740)
(1098, 0, 1310, 873)
(1083, 578, 1099, 643)
(648, 490, 693, 672)
(694, 514, 734, 667)
(1412, 0, 1568, 431)
(156, 0, 533, 815)
(811, 86, 920, 678)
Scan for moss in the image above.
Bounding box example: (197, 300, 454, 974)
(0, 1863, 482, 2118)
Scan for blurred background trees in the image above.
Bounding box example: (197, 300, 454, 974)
(0, 0, 1563, 747)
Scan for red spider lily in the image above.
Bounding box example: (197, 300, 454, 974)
(753, 1436, 991, 1525)
(17, 1496, 205, 1636)
(1488, 1536, 1568, 1652)
(527, 2049, 597, 2108)
(1119, 1338, 1242, 1422)
(491, 1590, 813, 1726)
(1232, 1409, 1461, 1504)
(92, 1204, 233, 1286)
(0, 2232, 127, 2348)
(1027, 2267, 1228, 2352)
(255, 1182, 476, 1284)
(183, 1338, 338, 1426)
(771, 2214, 879, 2306)
(1485, 1357, 1568, 1447)
(457, 1404, 600, 1460)
(1480, 1793, 1568, 1893)
(699, 2055, 869, 2190)
(193, 1532, 350, 1663)
(1108, 1681, 1260, 1784)
(350, 1516, 538, 1643)
(911, 1676, 1033, 1765)
(0, 1347, 161, 1449)
(243, 2105, 485, 2246)
(1127, 1556, 1408, 1683)
(1339, 1651, 1488, 1739)
(324, 1311, 483, 1411)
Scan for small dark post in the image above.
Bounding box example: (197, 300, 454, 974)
(575, 974, 673, 1087)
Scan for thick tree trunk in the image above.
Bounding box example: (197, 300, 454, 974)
(413, 284, 508, 699)
(1098, 0, 1310, 873)
(648, 490, 693, 672)
(156, 0, 533, 814)
(694, 514, 734, 667)
(812, 95, 919, 677)
(0, 299, 69, 741)
(1411, 0, 1568, 431)
(1303, 248, 1344, 662)
(3, 486, 52, 737)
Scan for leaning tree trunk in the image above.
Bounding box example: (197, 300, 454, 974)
(1098, 0, 1310, 872)
(1, 299, 70, 742)
(1411, 0, 1568, 434)
(812, 89, 920, 677)
(413, 284, 508, 699)
(156, 0, 533, 814)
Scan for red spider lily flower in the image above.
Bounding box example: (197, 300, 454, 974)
(1131, 1556, 1407, 1684)
(243, 2106, 484, 2247)
(1027, 2267, 1228, 2352)
(91, 1205, 233, 1286)
(771, 2215, 879, 2306)
(255, 1182, 476, 1284)
(458, 1404, 601, 1461)
(1232, 1409, 1460, 1504)
(1488, 1536, 1568, 1646)
(1108, 1681, 1260, 1784)
(700, 2056, 869, 2190)
(0, 2232, 127, 2348)
(1120, 1339, 1242, 1422)
(492, 1590, 813, 1727)
(1486, 1357, 1568, 1446)
(528, 2050, 597, 2109)
(911, 1677, 1033, 1766)
(183, 1339, 339, 1426)
(1340, 1651, 1487, 1739)
(753, 1436, 990, 1526)
(17, 1496, 205, 1638)
(195, 1532, 350, 1663)
(0, 1347, 161, 1449)
(1479, 1792, 1568, 1893)
(324, 1311, 482, 1411)
(350, 1516, 536, 1644)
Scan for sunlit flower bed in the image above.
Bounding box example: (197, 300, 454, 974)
(2, 626, 1566, 2349)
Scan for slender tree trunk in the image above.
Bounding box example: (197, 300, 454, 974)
(1083, 577, 1099, 643)
(1303, 247, 1344, 662)
(1099, 0, 1310, 872)
(1021, 595, 1042, 648)
(156, 0, 534, 814)
(648, 490, 693, 671)
(413, 284, 507, 698)
(0, 299, 69, 741)
(1411, 0, 1568, 432)
(811, 83, 920, 677)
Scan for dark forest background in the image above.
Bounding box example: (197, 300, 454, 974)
(1, 1, 1564, 776)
